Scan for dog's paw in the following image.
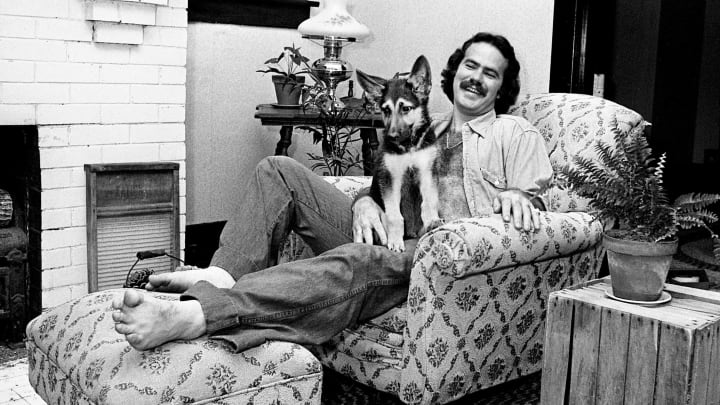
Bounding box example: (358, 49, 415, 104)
(387, 238, 405, 253)
(421, 218, 445, 234)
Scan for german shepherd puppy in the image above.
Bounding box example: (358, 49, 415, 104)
(356, 55, 442, 252)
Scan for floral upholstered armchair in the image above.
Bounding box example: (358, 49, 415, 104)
(280, 93, 647, 404)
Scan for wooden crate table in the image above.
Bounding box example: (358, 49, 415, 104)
(541, 277, 720, 405)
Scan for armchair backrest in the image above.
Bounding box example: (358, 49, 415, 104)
(508, 93, 646, 212)
(509, 93, 645, 174)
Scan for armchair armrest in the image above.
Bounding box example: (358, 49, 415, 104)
(400, 211, 604, 404)
(414, 211, 603, 279)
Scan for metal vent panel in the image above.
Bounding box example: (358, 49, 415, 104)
(97, 214, 173, 291)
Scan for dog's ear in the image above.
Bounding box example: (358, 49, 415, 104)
(356, 69, 387, 105)
(408, 55, 432, 103)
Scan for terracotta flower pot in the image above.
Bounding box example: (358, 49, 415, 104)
(603, 232, 678, 301)
(272, 75, 305, 106)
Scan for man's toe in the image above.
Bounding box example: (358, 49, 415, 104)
(111, 311, 124, 323)
(123, 289, 144, 307)
(111, 296, 123, 310)
(115, 322, 132, 335)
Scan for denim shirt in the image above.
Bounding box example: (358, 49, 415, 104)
(430, 109, 553, 216)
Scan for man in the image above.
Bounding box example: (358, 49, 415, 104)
(112, 32, 553, 352)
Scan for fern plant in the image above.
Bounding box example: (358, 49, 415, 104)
(560, 121, 720, 260)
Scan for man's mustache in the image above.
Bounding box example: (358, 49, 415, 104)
(460, 80, 487, 96)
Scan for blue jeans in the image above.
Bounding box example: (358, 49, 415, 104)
(182, 156, 416, 352)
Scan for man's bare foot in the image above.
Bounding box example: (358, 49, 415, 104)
(112, 289, 206, 351)
(146, 266, 235, 292)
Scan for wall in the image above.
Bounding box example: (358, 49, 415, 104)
(185, 0, 555, 225)
(0, 0, 188, 308)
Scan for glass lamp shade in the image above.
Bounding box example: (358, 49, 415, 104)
(297, 0, 370, 40)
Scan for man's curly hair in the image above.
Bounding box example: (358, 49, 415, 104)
(440, 32, 520, 114)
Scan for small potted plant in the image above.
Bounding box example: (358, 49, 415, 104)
(561, 121, 720, 302)
(257, 44, 313, 106)
(296, 83, 366, 176)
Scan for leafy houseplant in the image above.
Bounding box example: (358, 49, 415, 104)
(561, 121, 720, 301)
(257, 44, 312, 105)
(296, 85, 366, 176)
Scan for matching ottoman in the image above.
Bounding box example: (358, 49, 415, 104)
(25, 289, 323, 404)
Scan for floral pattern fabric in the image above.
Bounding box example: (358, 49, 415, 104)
(285, 93, 644, 404)
(26, 289, 323, 405)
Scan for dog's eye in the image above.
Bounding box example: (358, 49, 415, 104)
(381, 106, 391, 115)
(401, 105, 413, 113)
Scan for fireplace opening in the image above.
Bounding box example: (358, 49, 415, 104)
(0, 126, 40, 341)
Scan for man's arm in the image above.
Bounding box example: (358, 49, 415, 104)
(493, 120, 553, 231)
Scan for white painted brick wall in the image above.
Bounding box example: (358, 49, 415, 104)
(130, 45, 186, 65)
(41, 168, 86, 189)
(36, 18, 94, 41)
(159, 141, 185, 160)
(42, 187, 86, 210)
(140, 0, 169, 6)
(99, 64, 158, 83)
(1, 83, 70, 104)
(70, 83, 130, 103)
(71, 245, 87, 265)
(0, 60, 35, 82)
(155, 6, 186, 27)
(37, 62, 102, 83)
(67, 42, 130, 64)
(168, 0, 187, 9)
(93, 22, 144, 45)
(118, 1, 156, 25)
(38, 126, 70, 147)
(42, 209, 73, 229)
(1, 0, 188, 308)
(0, 15, 36, 38)
(85, 1, 121, 23)
(0, 38, 67, 61)
(69, 124, 130, 145)
(41, 168, 75, 189)
(130, 84, 185, 103)
(129, 123, 184, 142)
(144, 26, 186, 47)
(42, 227, 86, 250)
(37, 104, 102, 125)
(40, 145, 103, 168)
(158, 66, 186, 84)
(101, 103, 158, 123)
(101, 143, 160, 162)
(43, 284, 88, 309)
(70, 206, 86, 227)
(0, 105, 36, 125)
(42, 248, 73, 272)
(158, 104, 185, 122)
(0, 0, 70, 19)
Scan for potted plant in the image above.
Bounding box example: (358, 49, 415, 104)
(296, 85, 366, 176)
(561, 121, 720, 302)
(257, 44, 313, 106)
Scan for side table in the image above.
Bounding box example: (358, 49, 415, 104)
(541, 277, 720, 405)
(254, 103, 384, 175)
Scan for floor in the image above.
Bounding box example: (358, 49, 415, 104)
(0, 358, 44, 405)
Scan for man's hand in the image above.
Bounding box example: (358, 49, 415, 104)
(493, 189, 541, 231)
(352, 196, 388, 245)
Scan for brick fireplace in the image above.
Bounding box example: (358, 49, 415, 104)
(0, 0, 188, 312)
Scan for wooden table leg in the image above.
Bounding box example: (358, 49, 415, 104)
(274, 125, 293, 156)
(360, 128, 379, 175)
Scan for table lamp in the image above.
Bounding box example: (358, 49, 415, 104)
(298, 0, 370, 106)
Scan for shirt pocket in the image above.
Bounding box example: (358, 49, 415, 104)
(480, 167, 507, 190)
